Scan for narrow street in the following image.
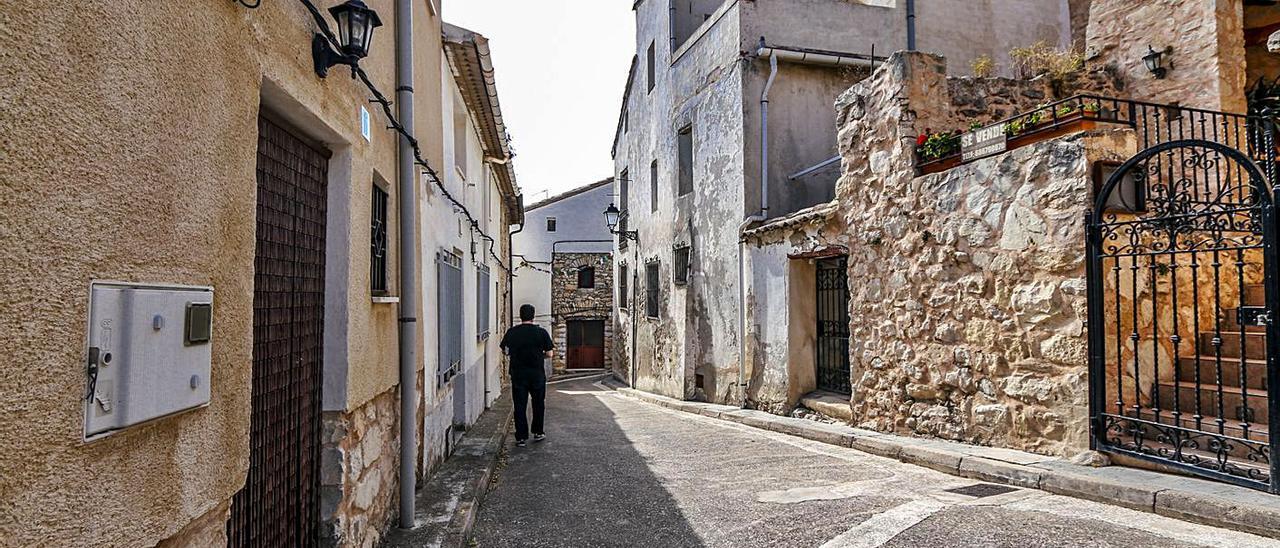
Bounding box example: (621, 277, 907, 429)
(472, 377, 1279, 548)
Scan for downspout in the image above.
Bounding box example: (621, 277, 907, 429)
(394, 0, 418, 528)
(509, 221, 524, 322)
(737, 46, 778, 407)
(906, 0, 917, 51)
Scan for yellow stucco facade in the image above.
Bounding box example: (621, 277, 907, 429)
(0, 0, 450, 544)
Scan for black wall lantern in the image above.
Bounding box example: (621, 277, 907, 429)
(313, 0, 383, 78)
(603, 203, 639, 242)
(1143, 45, 1171, 79)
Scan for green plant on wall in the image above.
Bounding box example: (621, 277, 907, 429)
(970, 54, 995, 78)
(918, 131, 962, 160)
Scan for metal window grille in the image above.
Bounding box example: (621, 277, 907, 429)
(619, 264, 629, 309)
(578, 266, 596, 289)
(673, 246, 690, 285)
(646, 261, 660, 318)
(370, 184, 389, 295)
(437, 251, 463, 385)
(477, 265, 491, 340)
(678, 125, 693, 195)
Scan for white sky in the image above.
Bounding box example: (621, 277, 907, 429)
(444, 1, 636, 204)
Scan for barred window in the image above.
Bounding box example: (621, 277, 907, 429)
(371, 184, 389, 295)
(646, 261, 660, 318)
(673, 246, 690, 285)
(437, 251, 464, 384)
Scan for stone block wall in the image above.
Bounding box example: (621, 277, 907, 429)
(829, 52, 1138, 456)
(551, 252, 615, 372)
(1084, 0, 1246, 113)
(320, 387, 401, 548)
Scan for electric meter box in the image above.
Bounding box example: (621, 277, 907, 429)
(83, 282, 214, 438)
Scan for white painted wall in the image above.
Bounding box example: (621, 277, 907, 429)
(420, 66, 505, 474)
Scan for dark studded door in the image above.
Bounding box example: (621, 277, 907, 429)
(816, 257, 851, 394)
(229, 115, 328, 546)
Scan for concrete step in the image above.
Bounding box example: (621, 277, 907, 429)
(1175, 355, 1269, 391)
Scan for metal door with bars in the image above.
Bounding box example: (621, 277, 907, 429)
(1086, 139, 1278, 493)
(816, 256, 851, 394)
(229, 115, 328, 545)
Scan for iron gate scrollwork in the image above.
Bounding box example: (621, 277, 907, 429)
(816, 256, 851, 395)
(1086, 139, 1279, 493)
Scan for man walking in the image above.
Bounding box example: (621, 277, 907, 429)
(500, 304, 554, 447)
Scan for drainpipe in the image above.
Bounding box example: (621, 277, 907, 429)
(906, 0, 917, 51)
(394, 0, 418, 528)
(508, 221, 525, 322)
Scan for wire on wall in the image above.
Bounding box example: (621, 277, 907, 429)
(292, 0, 512, 273)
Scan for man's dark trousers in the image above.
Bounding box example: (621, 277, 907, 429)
(511, 374, 545, 441)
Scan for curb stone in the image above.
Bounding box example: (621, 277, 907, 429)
(612, 387, 1280, 540)
(381, 396, 513, 548)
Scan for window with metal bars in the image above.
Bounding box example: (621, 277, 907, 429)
(371, 184, 389, 295)
(673, 246, 690, 285)
(645, 261, 660, 318)
(437, 251, 463, 384)
(619, 264, 629, 309)
(477, 265, 491, 340)
(577, 266, 596, 289)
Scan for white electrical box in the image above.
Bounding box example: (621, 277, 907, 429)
(83, 282, 214, 438)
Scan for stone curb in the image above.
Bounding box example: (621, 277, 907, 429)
(381, 396, 514, 548)
(612, 387, 1280, 540)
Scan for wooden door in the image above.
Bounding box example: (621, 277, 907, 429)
(566, 319, 605, 369)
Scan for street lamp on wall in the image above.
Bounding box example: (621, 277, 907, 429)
(313, 0, 384, 78)
(603, 203, 638, 242)
(1143, 45, 1171, 79)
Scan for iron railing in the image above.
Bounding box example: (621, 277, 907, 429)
(916, 94, 1279, 183)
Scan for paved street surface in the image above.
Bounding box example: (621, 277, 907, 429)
(471, 378, 1279, 548)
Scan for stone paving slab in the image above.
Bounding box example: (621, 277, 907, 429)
(382, 395, 513, 548)
(612, 385, 1280, 540)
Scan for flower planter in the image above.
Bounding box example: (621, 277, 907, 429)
(1008, 113, 1098, 149)
(917, 155, 962, 175)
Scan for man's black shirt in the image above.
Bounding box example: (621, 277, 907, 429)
(500, 323, 553, 380)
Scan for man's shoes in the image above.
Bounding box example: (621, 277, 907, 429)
(516, 439, 527, 447)
(532, 433, 545, 443)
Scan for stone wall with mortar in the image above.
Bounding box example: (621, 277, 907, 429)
(321, 388, 401, 547)
(828, 52, 1136, 456)
(552, 252, 615, 372)
(1084, 0, 1246, 113)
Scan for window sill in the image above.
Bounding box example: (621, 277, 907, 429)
(372, 295, 400, 305)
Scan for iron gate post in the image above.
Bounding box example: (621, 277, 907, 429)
(1267, 188, 1280, 494)
(1084, 210, 1106, 451)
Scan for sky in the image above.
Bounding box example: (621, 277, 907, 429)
(445, 1, 636, 204)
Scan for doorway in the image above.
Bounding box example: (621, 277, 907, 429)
(566, 319, 606, 369)
(228, 114, 328, 545)
(815, 256, 851, 395)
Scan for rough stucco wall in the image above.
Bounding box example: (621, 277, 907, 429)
(0, 0, 441, 544)
(617, 0, 746, 401)
(1085, 0, 1246, 113)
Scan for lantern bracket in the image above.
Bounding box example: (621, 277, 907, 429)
(313, 34, 356, 79)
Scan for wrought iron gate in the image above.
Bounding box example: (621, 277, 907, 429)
(229, 115, 328, 544)
(816, 256, 851, 394)
(1086, 139, 1279, 493)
